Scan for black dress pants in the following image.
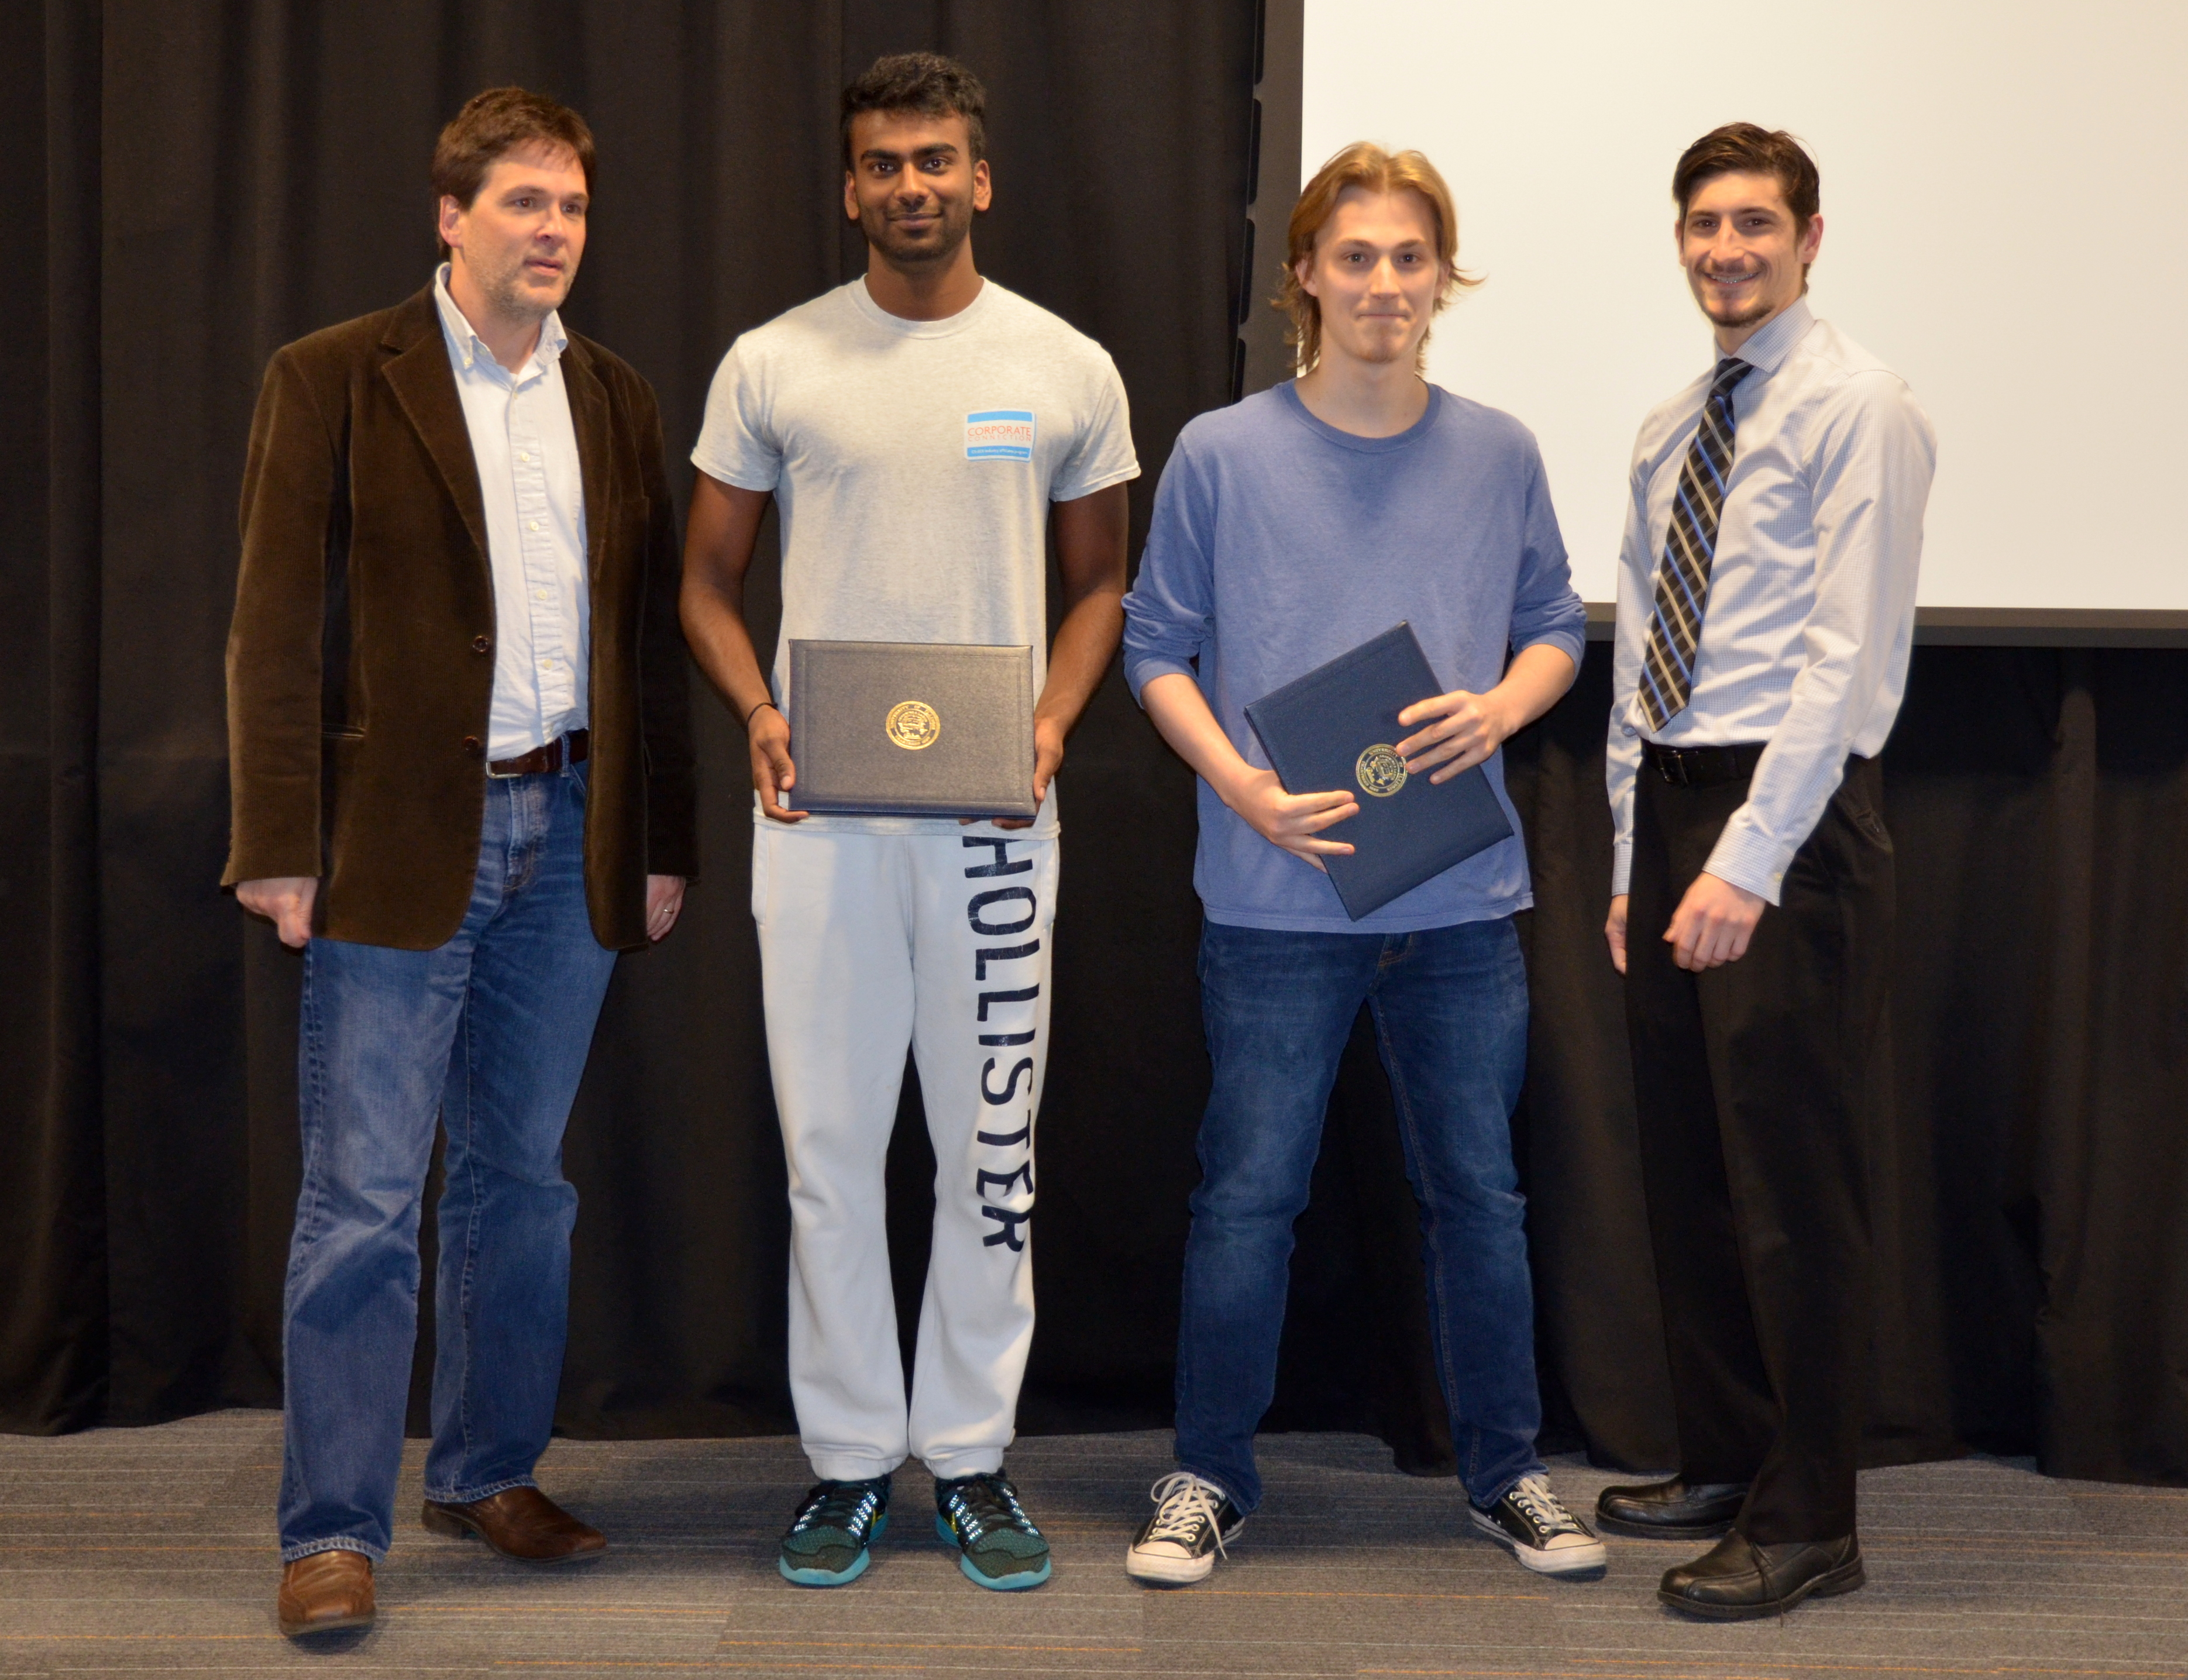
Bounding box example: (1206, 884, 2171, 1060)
(1624, 752, 1893, 1544)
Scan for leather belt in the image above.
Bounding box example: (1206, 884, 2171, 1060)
(488, 729, 589, 779)
(1643, 739, 1765, 788)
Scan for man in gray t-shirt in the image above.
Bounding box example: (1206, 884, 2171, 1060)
(680, 53, 1137, 1593)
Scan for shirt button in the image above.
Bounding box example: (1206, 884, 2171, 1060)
(528, 521, 540, 532)
(518, 452, 531, 463)
(472, 635, 490, 653)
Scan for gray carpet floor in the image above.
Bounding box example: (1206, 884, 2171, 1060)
(2, 1410, 2184, 1678)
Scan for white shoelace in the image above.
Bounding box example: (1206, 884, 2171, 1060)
(1506, 1474, 1582, 1538)
(1143, 1472, 1231, 1554)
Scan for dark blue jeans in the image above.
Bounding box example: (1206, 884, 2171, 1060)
(1174, 915, 1545, 1513)
(277, 760, 618, 1562)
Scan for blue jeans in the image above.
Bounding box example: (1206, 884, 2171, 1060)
(1174, 916, 1544, 1513)
(277, 760, 618, 1562)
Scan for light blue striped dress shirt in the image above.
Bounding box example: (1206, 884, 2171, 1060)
(1607, 299, 1937, 904)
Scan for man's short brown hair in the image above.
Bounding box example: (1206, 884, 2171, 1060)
(1671, 122, 1819, 236)
(431, 87, 596, 253)
(1278, 142, 1480, 375)
(841, 53, 988, 169)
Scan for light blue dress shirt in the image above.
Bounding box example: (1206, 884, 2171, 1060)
(1608, 300, 1937, 904)
(433, 265, 590, 762)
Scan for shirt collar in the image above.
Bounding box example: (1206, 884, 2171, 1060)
(1724, 296, 1814, 378)
(432, 261, 567, 375)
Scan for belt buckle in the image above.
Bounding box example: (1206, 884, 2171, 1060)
(1657, 746, 1690, 788)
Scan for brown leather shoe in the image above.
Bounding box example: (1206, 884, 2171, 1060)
(277, 1548, 374, 1637)
(421, 1486, 607, 1564)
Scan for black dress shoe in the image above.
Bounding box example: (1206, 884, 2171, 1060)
(1659, 1530, 1863, 1620)
(1595, 1477, 1749, 1540)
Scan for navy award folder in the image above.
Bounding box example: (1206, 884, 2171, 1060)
(787, 639, 1037, 820)
(1243, 622, 1515, 921)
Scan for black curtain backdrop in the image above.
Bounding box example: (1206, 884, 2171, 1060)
(8, 3, 2187, 1492)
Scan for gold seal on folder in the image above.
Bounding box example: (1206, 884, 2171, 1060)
(1355, 743, 1408, 797)
(885, 700, 942, 751)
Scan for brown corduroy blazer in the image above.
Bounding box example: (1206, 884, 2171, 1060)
(221, 287, 697, 952)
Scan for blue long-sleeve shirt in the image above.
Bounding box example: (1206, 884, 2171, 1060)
(1122, 381, 1586, 934)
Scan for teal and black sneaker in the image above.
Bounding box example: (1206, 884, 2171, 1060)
(934, 1470, 1051, 1591)
(778, 1475, 890, 1586)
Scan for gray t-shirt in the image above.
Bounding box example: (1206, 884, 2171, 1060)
(692, 277, 1140, 836)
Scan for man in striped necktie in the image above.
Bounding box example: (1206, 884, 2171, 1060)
(1598, 123, 1936, 1620)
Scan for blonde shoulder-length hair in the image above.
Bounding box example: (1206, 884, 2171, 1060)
(1278, 142, 1480, 374)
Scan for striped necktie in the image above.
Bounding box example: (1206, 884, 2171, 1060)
(1639, 356, 1753, 732)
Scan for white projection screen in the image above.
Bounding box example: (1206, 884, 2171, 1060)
(1295, 0, 2188, 617)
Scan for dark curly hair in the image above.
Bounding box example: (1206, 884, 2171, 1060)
(841, 53, 987, 168)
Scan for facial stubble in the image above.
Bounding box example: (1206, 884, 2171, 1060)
(477, 252, 568, 331)
(860, 192, 975, 271)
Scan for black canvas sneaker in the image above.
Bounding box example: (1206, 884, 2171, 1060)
(1468, 1474, 1609, 1576)
(778, 1475, 890, 1586)
(1125, 1471, 1244, 1586)
(934, 1471, 1051, 1591)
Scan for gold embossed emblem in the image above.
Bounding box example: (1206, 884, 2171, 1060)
(885, 700, 942, 751)
(1356, 744, 1408, 797)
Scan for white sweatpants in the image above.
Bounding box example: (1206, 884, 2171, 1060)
(752, 820, 1057, 1482)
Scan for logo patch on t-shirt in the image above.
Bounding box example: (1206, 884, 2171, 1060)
(965, 410, 1037, 462)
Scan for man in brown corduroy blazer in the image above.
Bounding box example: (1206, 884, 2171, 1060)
(221, 88, 695, 1640)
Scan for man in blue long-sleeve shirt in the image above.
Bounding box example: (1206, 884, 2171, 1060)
(1117, 143, 1598, 1586)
